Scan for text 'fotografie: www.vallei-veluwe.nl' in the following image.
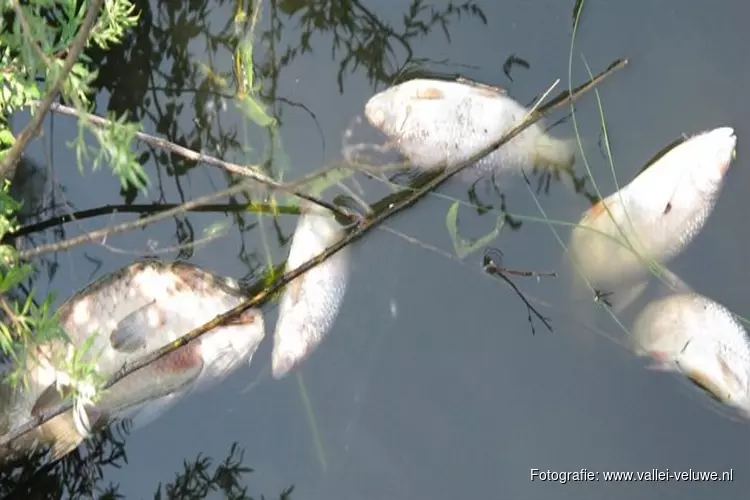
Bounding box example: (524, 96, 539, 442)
(530, 468, 734, 484)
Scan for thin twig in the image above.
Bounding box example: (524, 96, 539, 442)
(482, 248, 556, 278)
(7, 202, 299, 241)
(17, 182, 260, 259)
(482, 248, 554, 335)
(484, 263, 557, 279)
(0, 57, 629, 449)
(45, 102, 353, 222)
(0, 0, 106, 178)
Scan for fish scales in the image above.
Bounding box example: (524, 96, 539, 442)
(364, 79, 575, 182)
(568, 127, 737, 304)
(272, 202, 350, 379)
(0, 260, 265, 462)
(632, 293, 750, 416)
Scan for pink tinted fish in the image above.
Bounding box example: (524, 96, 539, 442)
(0, 260, 265, 462)
(631, 292, 750, 417)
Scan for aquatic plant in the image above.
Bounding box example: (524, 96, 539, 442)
(0, 0, 140, 418)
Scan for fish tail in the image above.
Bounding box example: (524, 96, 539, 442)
(533, 134, 576, 172)
(47, 433, 83, 461)
(271, 329, 310, 379)
(44, 413, 87, 461)
(271, 351, 297, 379)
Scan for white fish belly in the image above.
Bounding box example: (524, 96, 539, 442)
(272, 209, 350, 378)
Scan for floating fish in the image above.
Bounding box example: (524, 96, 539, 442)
(567, 127, 737, 307)
(631, 292, 750, 416)
(364, 78, 575, 182)
(0, 260, 265, 462)
(272, 201, 350, 379)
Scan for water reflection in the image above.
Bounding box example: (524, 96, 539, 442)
(4, 0, 503, 496)
(0, 431, 292, 500)
(7, 0, 750, 498)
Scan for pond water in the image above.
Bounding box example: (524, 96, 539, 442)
(4, 0, 750, 498)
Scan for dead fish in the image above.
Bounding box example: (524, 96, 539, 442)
(364, 78, 575, 182)
(567, 127, 737, 302)
(631, 292, 750, 416)
(0, 260, 265, 462)
(272, 201, 350, 379)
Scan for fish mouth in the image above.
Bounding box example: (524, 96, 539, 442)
(704, 126, 737, 175)
(364, 99, 385, 129)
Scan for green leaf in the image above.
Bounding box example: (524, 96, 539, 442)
(572, 0, 585, 28)
(445, 201, 503, 259)
(305, 167, 354, 198)
(0, 262, 33, 292)
(236, 94, 275, 129)
(0, 129, 15, 147)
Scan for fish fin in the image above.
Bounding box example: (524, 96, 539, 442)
(46, 419, 87, 461)
(646, 359, 673, 372)
(717, 354, 743, 396)
(684, 368, 728, 404)
(635, 136, 688, 177)
(225, 308, 263, 327)
(125, 394, 181, 431)
(102, 348, 203, 420)
(110, 300, 163, 353)
(456, 76, 507, 96)
(272, 350, 299, 379)
(288, 277, 304, 305)
(609, 280, 649, 315)
(31, 384, 72, 416)
(469, 86, 507, 99)
(583, 199, 607, 222)
(414, 87, 444, 100)
(31, 385, 101, 461)
(655, 266, 693, 294)
(533, 135, 576, 172)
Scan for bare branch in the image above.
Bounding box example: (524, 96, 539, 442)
(0, 57, 629, 450)
(45, 102, 354, 222)
(18, 181, 258, 259)
(8, 202, 299, 241)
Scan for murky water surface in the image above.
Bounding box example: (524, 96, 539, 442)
(5, 0, 750, 498)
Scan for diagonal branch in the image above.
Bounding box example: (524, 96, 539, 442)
(0, 57, 629, 450)
(45, 102, 354, 223)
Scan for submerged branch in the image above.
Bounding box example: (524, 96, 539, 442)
(17, 181, 259, 259)
(0, 57, 629, 450)
(8, 202, 300, 241)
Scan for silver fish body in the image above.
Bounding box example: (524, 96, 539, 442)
(568, 127, 736, 296)
(272, 202, 350, 379)
(0, 260, 265, 461)
(631, 292, 750, 416)
(364, 78, 575, 182)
